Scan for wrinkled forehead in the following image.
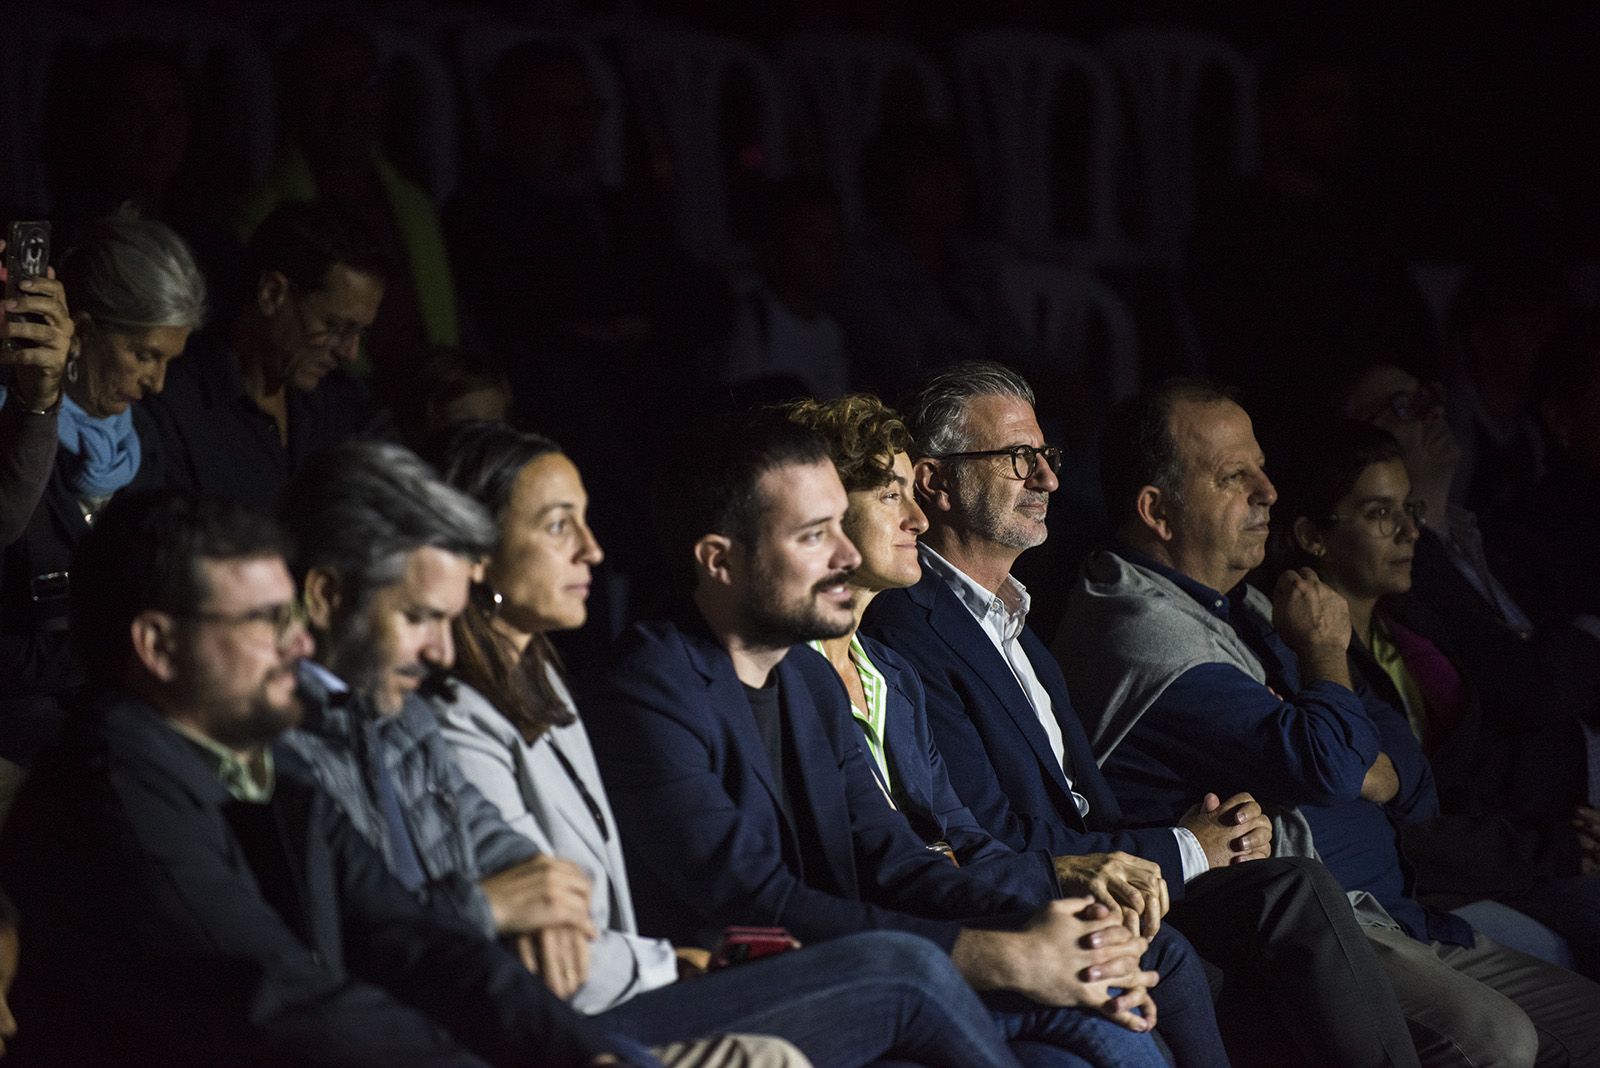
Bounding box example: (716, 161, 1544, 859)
(1170, 398, 1256, 469)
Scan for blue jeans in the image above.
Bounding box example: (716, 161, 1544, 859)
(596, 930, 1024, 1068)
(983, 920, 1225, 1068)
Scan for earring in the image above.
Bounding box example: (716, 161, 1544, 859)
(65, 341, 81, 384)
(471, 581, 504, 618)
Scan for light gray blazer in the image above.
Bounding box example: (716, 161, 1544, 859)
(428, 674, 678, 1014)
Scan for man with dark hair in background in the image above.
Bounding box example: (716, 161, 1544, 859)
(0, 490, 635, 1066)
(145, 200, 389, 513)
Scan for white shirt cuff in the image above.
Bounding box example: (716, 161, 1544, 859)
(1172, 827, 1209, 884)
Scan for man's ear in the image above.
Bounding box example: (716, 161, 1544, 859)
(1133, 485, 1174, 542)
(301, 567, 342, 632)
(256, 269, 291, 318)
(1292, 516, 1326, 558)
(913, 458, 953, 514)
(693, 534, 736, 587)
(129, 611, 179, 683)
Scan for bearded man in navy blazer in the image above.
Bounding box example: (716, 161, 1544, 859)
(585, 411, 1189, 1068)
(859, 362, 1419, 1068)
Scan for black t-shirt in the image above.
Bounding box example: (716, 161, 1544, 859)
(743, 677, 792, 827)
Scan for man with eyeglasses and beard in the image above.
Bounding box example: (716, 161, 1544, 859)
(861, 362, 1421, 1068)
(0, 490, 631, 1065)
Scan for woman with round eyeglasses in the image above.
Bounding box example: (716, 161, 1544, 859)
(432, 420, 1044, 1068)
(1272, 418, 1600, 977)
(0, 213, 205, 787)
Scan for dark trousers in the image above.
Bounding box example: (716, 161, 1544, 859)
(1169, 856, 1420, 1068)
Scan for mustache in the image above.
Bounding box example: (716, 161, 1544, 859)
(812, 569, 856, 594)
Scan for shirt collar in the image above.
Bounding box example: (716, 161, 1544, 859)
(163, 718, 275, 803)
(920, 543, 1031, 637)
(1118, 546, 1233, 622)
(301, 658, 350, 695)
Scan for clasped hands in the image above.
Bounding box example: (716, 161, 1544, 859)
(483, 855, 598, 1000)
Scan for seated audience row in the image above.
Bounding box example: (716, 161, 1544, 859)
(4, 215, 1600, 1067)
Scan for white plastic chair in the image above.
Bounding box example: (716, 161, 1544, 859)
(451, 20, 626, 189)
(954, 30, 1122, 262)
(1102, 27, 1258, 269)
(780, 33, 949, 233)
(998, 255, 1140, 401)
(623, 25, 788, 263)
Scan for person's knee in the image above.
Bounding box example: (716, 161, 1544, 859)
(1249, 854, 1347, 906)
(1144, 923, 1197, 972)
(1410, 1000, 1538, 1068)
(829, 930, 954, 986)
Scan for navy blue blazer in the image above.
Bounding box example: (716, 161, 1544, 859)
(860, 633, 1061, 905)
(861, 568, 1186, 889)
(582, 614, 1036, 952)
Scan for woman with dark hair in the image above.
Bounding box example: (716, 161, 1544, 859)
(431, 421, 1034, 1068)
(1272, 418, 1600, 976)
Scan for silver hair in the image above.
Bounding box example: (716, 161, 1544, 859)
(279, 440, 497, 608)
(61, 213, 207, 332)
(902, 360, 1037, 457)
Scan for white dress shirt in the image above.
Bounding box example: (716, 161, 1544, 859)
(921, 544, 1209, 882)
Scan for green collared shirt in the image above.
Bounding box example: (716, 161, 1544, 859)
(165, 719, 275, 803)
(810, 635, 892, 795)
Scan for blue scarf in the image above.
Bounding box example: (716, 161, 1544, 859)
(56, 392, 141, 499)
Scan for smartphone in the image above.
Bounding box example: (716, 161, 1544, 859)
(4, 220, 51, 353)
(708, 926, 801, 970)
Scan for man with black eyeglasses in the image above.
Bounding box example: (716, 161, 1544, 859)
(863, 363, 1425, 1067)
(144, 201, 388, 515)
(0, 490, 644, 1066)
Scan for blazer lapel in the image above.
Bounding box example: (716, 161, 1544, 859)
(916, 573, 1078, 801)
(777, 652, 859, 894)
(681, 624, 804, 859)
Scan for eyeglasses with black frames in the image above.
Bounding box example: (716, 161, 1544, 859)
(934, 444, 1063, 481)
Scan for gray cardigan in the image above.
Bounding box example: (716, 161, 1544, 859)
(427, 674, 678, 1014)
(1057, 549, 1405, 928)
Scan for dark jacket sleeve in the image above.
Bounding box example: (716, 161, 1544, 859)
(0, 394, 55, 548)
(1126, 663, 1381, 812)
(890, 650, 1061, 905)
(322, 796, 624, 1067)
(1353, 679, 1439, 824)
